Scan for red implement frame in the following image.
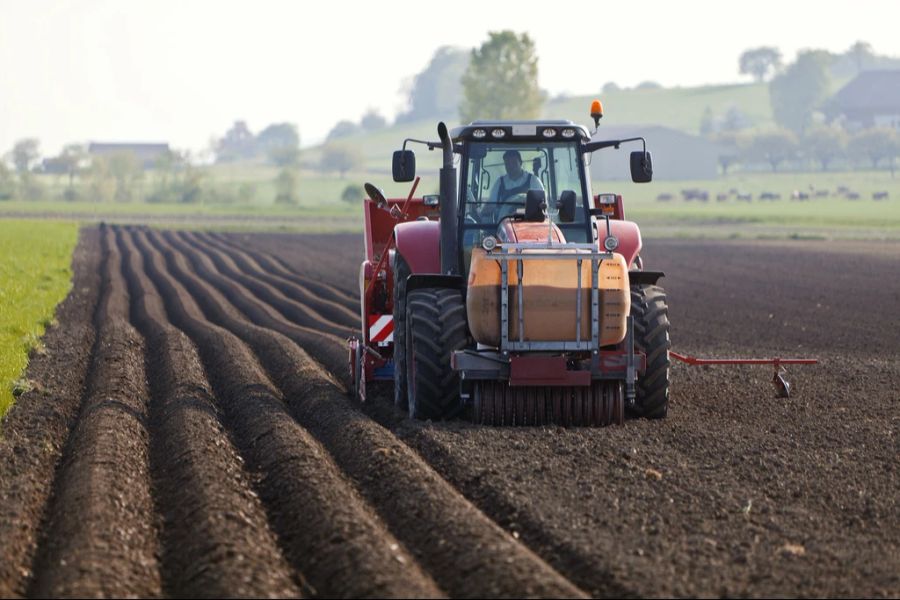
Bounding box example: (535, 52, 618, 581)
(669, 350, 818, 397)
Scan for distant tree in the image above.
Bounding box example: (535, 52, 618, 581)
(360, 110, 388, 132)
(847, 41, 875, 74)
(215, 120, 257, 162)
(11, 138, 40, 174)
(739, 47, 782, 82)
(635, 81, 663, 90)
(58, 144, 88, 188)
(711, 131, 744, 174)
(107, 151, 143, 202)
(257, 122, 300, 166)
(769, 50, 831, 133)
(848, 128, 899, 174)
(87, 157, 116, 203)
(341, 183, 364, 204)
(744, 129, 798, 171)
(602, 81, 620, 93)
(803, 126, 847, 171)
(274, 167, 300, 205)
(398, 46, 469, 123)
(326, 120, 360, 141)
(319, 144, 363, 179)
(460, 31, 542, 122)
(0, 162, 14, 199)
(722, 105, 750, 131)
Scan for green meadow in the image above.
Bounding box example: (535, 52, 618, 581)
(0, 220, 79, 417)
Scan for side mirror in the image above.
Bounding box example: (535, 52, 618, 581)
(630, 150, 653, 183)
(524, 189, 547, 222)
(392, 150, 416, 182)
(557, 190, 577, 223)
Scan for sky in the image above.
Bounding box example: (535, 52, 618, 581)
(1, 0, 899, 157)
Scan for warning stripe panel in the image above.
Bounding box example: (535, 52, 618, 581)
(368, 315, 394, 343)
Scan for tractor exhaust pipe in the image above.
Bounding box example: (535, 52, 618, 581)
(437, 122, 459, 276)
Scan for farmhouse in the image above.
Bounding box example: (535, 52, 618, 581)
(588, 125, 718, 182)
(827, 70, 900, 131)
(88, 142, 171, 169)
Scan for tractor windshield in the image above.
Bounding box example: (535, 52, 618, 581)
(460, 141, 590, 252)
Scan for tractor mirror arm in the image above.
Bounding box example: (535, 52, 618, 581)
(584, 136, 646, 153)
(402, 138, 442, 152)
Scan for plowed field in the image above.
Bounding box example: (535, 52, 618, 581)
(0, 226, 897, 598)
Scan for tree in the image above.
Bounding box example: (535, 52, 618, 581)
(215, 120, 257, 162)
(360, 110, 387, 132)
(0, 162, 14, 199)
(711, 131, 744, 174)
(848, 41, 874, 74)
(11, 139, 40, 174)
(848, 128, 899, 174)
(744, 129, 798, 171)
(58, 144, 88, 188)
(257, 122, 300, 166)
(319, 144, 363, 178)
(274, 167, 300, 205)
(769, 50, 831, 134)
(803, 126, 847, 171)
(739, 47, 782, 82)
(326, 120, 360, 141)
(107, 151, 143, 202)
(398, 46, 469, 123)
(460, 31, 542, 122)
(341, 183, 364, 204)
(602, 81, 620, 93)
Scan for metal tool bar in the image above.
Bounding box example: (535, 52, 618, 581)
(517, 258, 525, 343)
(576, 258, 583, 344)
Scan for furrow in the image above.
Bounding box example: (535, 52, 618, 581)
(146, 228, 587, 599)
(172, 231, 355, 339)
(0, 228, 102, 598)
(127, 226, 442, 599)
(115, 228, 302, 598)
(211, 232, 362, 304)
(197, 231, 359, 321)
(27, 225, 161, 598)
(160, 230, 351, 389)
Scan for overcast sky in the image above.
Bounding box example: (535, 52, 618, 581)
(1, 0, 898, 156)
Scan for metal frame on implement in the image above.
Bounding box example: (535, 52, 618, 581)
(453, 241, 642, 426)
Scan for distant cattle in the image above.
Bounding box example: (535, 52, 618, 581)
(759, 192, 781, 201)
(846, 192, 861, 200)
(736, 193, 753, 202)
(656, 193, 674, 202)
(790, 190, 810, 201)
(837, 185, 850, 194)
(716, 193, 729, 202)
(873, 191, 889, 200)
(814, 190, 829, 198)
(681, 188, 709, 202)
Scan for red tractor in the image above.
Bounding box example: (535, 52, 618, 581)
(349, 103, 671, 426)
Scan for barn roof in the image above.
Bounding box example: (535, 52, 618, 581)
(831, 70, 900, 112)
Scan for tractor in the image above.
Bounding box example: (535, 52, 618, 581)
(349, 102, 670, 426)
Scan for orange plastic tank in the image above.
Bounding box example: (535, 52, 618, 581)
(466, 248, 630, 347)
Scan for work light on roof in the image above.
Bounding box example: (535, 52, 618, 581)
(562, 128, 576, 138)
(491, 129, 506, 138)
(473, 129, 487, 139)
(542, 128, 557, 138)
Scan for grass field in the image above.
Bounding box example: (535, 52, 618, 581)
(0, 221, 79, 417)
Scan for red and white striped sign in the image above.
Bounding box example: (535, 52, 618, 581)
(368, 314, 394, 343)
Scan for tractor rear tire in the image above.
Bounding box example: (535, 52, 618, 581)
(392, 252, 411, 410)
(405, 288, 468, 420)
(629, 284, 671, 419)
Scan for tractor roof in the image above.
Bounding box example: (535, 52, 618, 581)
(451, 120, 591, 143)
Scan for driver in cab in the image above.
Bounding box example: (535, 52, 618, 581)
(489, 150, 544, 203)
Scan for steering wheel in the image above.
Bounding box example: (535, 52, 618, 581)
(491, 195, 527, 221)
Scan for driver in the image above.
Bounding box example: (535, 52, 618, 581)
(489, 150, 544, 203)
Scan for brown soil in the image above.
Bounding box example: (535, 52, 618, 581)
(0, 228, 896, 598)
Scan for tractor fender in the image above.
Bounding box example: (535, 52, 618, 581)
(597, 219, 642, 268)
(394, 220, 441, 274)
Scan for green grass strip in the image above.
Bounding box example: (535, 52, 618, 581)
(0, 220, 79, 417)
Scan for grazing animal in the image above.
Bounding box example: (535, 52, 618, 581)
(656, 193, 674, 202)
(873, 191, 889, 200)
